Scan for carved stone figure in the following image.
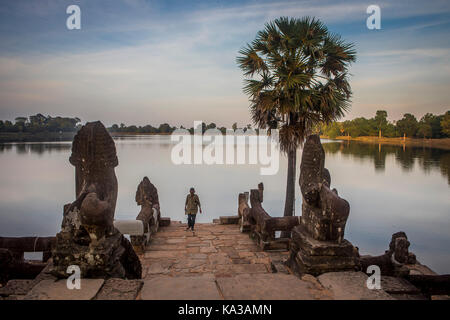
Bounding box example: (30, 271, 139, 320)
(388, 232, 416, 265)
(135, 176, 160, 213)
(288, 134, 359, 276)
(51, 121, 141, 279)
(299, 135, 350, 243)
(359, 232, 417, 277)
(238, 192, 251, 232)
(131, 177, 161, 250)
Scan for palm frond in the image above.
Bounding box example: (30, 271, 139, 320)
(237, 16, 356, 153)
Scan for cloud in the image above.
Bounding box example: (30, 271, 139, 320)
(360, 48, 450, 59)
(0, 0, 449, 125)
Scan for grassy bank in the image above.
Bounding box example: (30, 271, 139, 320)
(322, 135, 450, 150)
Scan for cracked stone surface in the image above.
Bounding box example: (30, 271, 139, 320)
(6, 222, 427, 300)
(318, 271, 394, 300)
(216, 273, 330, 300)
(141, 274, 222, 300)
(24, 279, 104, 300)
(140, 223, 274, 278)
(138, 222, 333, 300)
(95, 278, 143, 300)
(0, 280, 35, 297)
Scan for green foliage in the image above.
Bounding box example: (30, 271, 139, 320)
(417, 122, 432, 138)
(418, 113, 435, 138)
(106, 122, 225, 135)
(396, 113, 418, 137)
(441, 111, 450, 137)
(374, 110, 388, 136)
(322, 122, 341, 138)
(237, 16, 356, 152)
(206, 123, 217, 130)
(0, 114, 80, 133)
(158, 123, 172, 133)
(108, 122, 176, 134)
(321, 110, 449, 139)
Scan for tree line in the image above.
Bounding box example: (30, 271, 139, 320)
(107, 122, 253, 135)
(5, 111, 449, 140)
(321, 110, 450, 139)
(0, 114, 256, 136)
(0, 114, 81, 133)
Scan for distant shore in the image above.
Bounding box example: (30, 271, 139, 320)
(0, 132, 76, 143)
(2, 132, 450, 151)
(322, 135, 450, 150)
(109, 132, 172, 136)
(0, 131, 172, 143)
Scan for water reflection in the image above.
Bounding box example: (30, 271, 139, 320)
(322, 141, 450, 184)
(0, 138, 449, 273)
(0, 142, 71, 155)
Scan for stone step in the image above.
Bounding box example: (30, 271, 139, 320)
(381, 276, 421, 295)
(317, 271, 394, 300)
(95, 278, 143, 300)
(24, 279, 104, 300)
(215, 273, 325, 300)
(141, 274, 221, 300)
(219, 215, 240, 225)
(159, 217, 171, 227)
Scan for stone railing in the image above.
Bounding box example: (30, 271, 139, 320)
(0, 237, 54, 284)
(114, 176, 171, 254)
(240, 183, 300, 250)
(286, 134, 360, 276)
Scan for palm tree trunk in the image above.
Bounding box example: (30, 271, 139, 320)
(281, 149, 296, 238)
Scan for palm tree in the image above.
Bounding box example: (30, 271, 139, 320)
(237, 17, 356, 229)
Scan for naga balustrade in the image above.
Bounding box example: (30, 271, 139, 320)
(239, 183, 300, 250)
(0, 236, 54, 284)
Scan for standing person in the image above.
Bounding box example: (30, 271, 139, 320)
(185, 187, 202, 231)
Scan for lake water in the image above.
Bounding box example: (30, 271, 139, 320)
(0, 136, 449, 274)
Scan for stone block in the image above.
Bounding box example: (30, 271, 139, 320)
(288, 227, 359, 276)
(381, 276, 420, 294)
(292, 226, 355, 256)
(141, 275, 221, 300)
(216, 273, 318, 300)
(219, 216, 240, 225)
(0, 279, 34, 297)
(317, 271, 393, 300)
(159, 217, 171, 227)
(95, 278, 143, 300)
(24, 279, 104, 300)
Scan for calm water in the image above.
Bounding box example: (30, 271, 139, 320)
(0, 136, 449, 274)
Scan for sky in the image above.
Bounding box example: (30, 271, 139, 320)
(0, 0, 449, 127)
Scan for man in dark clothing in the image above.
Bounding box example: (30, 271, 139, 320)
(185, 187, 201, 231)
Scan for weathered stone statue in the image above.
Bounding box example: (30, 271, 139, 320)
(298, 135, 349, 243)
(136, 176, 160, 214)
(288, 135, 359, 275)
(359, 231, 417, 277)
(51, 121, 141, 279)
(131, 177, 161, 250)
(389, 232, 416, 265)
(238, 192, 251, 232)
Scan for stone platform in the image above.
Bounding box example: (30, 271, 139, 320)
(288, 226, 360, 276)
(1, 222, 433, 300)
(138, 222, 328, 299)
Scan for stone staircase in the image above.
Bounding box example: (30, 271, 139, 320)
(1, 221, 436, 300)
